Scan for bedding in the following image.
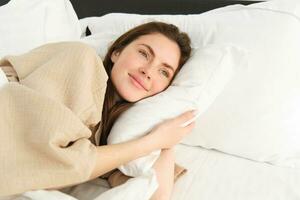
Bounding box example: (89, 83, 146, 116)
(107, 163, 187, 188)
(0, 68, 8, 88)
(79, 7, 247, 178)
(8, 143, 300, 200)
(1, 0, 300, 199)
(172, 144, 300, 200)
(107, 44, 245, 177)
(180, 0, 300, 168)
(80, 0, 300, 169)
(0, 42, 107, 196)
(0, 0, 81, 58)
(0, 65, 19, 82)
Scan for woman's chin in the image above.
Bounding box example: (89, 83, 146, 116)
(119, 91, 139, 103)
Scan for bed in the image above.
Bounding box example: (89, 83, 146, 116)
(1, 0, 300, 199)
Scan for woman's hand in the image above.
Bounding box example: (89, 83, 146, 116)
(89, 110, 196, 180)
(148, 110, 196, 150)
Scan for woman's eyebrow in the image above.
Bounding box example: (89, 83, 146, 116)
(139, 43, 175, 72)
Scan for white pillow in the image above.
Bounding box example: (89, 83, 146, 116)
(79, 4, 245, 58)
(107, 45, 245, 176)
(0, 0, 81, 58)
(80, 0, 300, 170)
(180, 0, 300, 168)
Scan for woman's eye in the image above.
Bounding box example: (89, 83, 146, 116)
(160, 69, 169, 78)
(139, 50, 148, 59)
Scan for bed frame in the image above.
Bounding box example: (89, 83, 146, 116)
(70, 0, 262, 19)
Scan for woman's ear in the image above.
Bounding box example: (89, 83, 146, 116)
(111, 51, 120, 63)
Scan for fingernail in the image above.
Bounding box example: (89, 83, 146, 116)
(191, 109, 197, 115)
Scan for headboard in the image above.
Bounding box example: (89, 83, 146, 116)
(70, 0, 262, 19)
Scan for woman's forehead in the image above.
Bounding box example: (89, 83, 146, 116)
(131, 33, 180, 68)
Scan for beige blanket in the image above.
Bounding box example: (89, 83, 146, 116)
(0, 42, 108, 196)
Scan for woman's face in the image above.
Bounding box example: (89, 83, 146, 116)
(110, 33, 181, 102)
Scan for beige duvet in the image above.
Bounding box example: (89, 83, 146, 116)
(0, 42, 108, 196)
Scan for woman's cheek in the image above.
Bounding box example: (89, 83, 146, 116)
(151, 80, 164, 95)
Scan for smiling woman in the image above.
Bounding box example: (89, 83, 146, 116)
(99, 21, 191, 146)
(110, 33, 180, 102)
(96, 21, 192, 200)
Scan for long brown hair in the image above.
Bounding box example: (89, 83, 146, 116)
(98, 21, 192, 145)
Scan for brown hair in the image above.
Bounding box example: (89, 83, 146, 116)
(98, 21, 191, 145)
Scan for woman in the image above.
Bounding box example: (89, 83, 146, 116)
(0, 21, 195, 199)
(96, 21, 194, 200)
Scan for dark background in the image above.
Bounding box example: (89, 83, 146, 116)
(69, 0, 262, 18)
(0, 0, 9, 6)
(1, 0, 262, 19)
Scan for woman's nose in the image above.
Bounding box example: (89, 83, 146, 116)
(139, 66, 151, 80)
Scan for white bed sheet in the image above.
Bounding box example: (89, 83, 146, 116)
(61, 144, 300, 200)
(172, 144, 300, 200)
(2, 143, 300, 200)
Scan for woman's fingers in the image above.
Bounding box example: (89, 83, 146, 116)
(149, 110, 197, 149)
(184, 120, 196, 131)
(173, 110, 196, 126)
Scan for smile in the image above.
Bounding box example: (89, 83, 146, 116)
(129, 74, 148, 91)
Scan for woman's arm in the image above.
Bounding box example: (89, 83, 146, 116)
(48, 134, 159, 190)
(150, 148, 175, 200)
(89, 133, 160, 180)
(89, 109, 196, 180)
(48, 110, 195, 190)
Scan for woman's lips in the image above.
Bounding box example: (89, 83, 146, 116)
(129, 74, 148, 91)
